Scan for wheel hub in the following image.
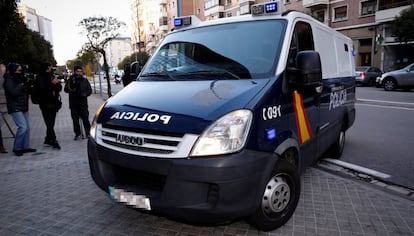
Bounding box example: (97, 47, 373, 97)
(262, 176, 291, 214)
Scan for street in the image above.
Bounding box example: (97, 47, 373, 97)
(341, 86, 414, 189)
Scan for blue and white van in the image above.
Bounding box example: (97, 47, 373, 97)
(87, 1, 355, 231)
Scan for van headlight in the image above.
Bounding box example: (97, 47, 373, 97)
(90, 103, 105, 139)
(190, 109, 252, 157)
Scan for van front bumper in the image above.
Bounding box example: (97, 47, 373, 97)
(87, 138, 279, 224)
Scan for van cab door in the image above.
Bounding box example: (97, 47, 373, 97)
(286, 21, 321, 167)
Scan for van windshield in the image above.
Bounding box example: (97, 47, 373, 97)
(141, 20, 286, 80)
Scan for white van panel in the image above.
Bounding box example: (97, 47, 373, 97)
(313, 26, 339, 79)
(335, 35, 353, 77)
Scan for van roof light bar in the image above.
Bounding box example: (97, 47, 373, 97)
(251, 1, 283, 16)
(173, 15, 201, 29)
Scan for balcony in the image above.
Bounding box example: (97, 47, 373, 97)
(204, 5, 225, 17)
(238, 0, 255, 3)
(159, 25, 168, 32)
(303, 0, 328, 8)
(375, 5, 412, 23)
(160, 11, 168, 17)
(378, 0, 413, 10)
(159, 16, 168, 26)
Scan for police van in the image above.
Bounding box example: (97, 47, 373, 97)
(87, 1, 355, 231)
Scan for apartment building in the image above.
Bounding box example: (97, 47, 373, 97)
(18, 5, 53, 45)
(106, 37, 132, 70)
(131, 0, 205, 56)
(131, 0, 413, 71)
(375, 0, 413, 71)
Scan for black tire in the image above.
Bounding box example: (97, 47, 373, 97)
(246, 158, 300, 231)
(327, 123, 346, 159)
(383, 78, 397, 91)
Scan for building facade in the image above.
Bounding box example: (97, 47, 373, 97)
(18, 4, 53, 45)
(106, 37, 132, 70)
(130, 0, 413, 71)
(131, 0, 205, 56)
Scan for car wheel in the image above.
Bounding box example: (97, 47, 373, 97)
(383, 78, 397, 91)
(246, 158, 300, 231)
(327, 123, 346, 159)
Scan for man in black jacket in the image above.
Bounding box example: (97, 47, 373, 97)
(64, 65, 92, 140)
(37, 62, 62, 149)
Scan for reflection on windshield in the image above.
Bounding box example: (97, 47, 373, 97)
(142, 42, 251, 80)
(141, 20, 286, 81)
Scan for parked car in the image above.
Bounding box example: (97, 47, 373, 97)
(355, 66, 382, 86)
(376, 63, 414, 91)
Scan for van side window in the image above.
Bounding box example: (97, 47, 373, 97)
(287, 22, 315, 67)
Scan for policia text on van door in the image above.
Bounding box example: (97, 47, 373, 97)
(87, 1, 355, 231)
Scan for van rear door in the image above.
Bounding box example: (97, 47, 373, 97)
(315, 27, 355, 156)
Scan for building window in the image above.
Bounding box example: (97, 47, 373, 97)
(227, 12, 232, 17)
(360, 0, 376, 16)
(333, 6, 348, 22)
(313, 10, 325, 23)
(205, 0, 219, 9)
(240, 3, 250, 15)
(285, 0, 291, 4)
(226, 0, 232, 5)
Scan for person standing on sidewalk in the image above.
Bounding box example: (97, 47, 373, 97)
(37, 62, 62, 149)
(2, 63, 36, 156)
(0, 62, 8, 153)
(64, 65, 92, 140)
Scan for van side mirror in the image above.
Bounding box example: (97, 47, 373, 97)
(287, 51, 322, 92)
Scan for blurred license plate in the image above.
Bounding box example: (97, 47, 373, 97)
(109, 186, 151, 210)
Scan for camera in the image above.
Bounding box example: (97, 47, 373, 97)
(21, 64, 34, 84)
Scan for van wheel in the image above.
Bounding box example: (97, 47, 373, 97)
(328, 123, 346, 159)
(246, 158, 300, 231)
(383, 78, 397, 91)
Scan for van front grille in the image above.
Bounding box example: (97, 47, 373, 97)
(96, 124, 198, 158)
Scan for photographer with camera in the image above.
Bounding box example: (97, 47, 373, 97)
(64, 65, 91, 140)
(36, 62, 62, 149)
(2, 63, 36, 156)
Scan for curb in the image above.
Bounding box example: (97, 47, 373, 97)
(317, 158, 414, 201)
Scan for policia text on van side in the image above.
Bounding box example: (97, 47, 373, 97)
(87, 1, 355, 231)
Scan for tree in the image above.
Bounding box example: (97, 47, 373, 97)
(392, 6, 414, 43)
(0, 0, 56, 73)
(78, 16, 126, 97)
(117, 52, 150, 70)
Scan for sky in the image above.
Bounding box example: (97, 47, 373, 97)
(20, 0, 132, 65)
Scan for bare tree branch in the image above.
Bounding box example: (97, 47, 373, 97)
(78, 16, 126, 97)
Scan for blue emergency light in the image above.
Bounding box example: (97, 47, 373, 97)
(265, 2, 278, 13)
(266, 128, 277, 140)
(252, 1, 281, 15)
(174, 16, 192, 28)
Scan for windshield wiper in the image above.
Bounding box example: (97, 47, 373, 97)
(140, 72, 176, 81)
(181, 69, 241, 80)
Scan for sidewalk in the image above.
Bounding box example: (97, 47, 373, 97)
(0, 90, 413, 235)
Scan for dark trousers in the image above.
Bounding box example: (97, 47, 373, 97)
(41, 108, 57, 141)
(70, 105, 91, 137)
